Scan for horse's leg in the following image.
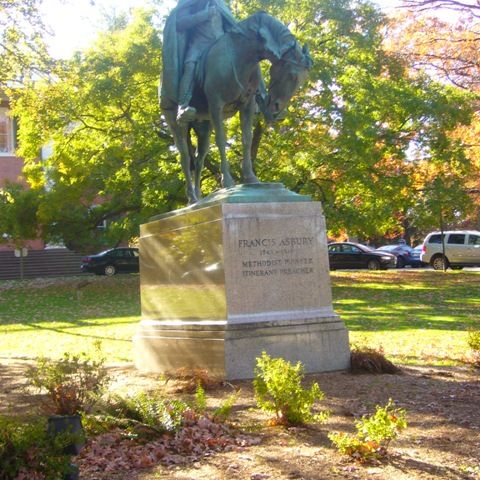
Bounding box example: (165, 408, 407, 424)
(166, 113, 197, 204)
(209, 104, 235, 188)
(178, 135, 198, 204)
(239, 96, 260, 184)
(191, 120, 211, 199)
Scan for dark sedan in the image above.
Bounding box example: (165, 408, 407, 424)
(328, 242, 396, 270)
(80, 247, 139, 276)
(376, 244, 416, 268)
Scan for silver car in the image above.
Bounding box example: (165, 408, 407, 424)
(420, 230, 480, 270)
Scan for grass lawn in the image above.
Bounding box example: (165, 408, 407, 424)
(334, 270, 480, 365)
(0, 276, 140, 362)
(0, 270, 479, 365)
(1, 271, 480, 480)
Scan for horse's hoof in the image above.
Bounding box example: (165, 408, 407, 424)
(243, 175, 261, 184)
(222, 181, 235, 189)
(186, 191, 198, 205)
(221, 175, 235, 189)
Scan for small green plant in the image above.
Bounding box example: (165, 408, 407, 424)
(213, 392, 237, 421)
(329, 399, 407, 462)
(27, 351, 109, 415)
(194, 383, 207, 413)
(97, 391, 189, 435)
(253, 351, 329, 426)
(0, 415, 74, 480)
(467, 329, 480, 367)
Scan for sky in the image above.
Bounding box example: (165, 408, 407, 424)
(40, 0, 176, 58)
(40, 0, 404, 59)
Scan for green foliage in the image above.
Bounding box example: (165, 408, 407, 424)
(11, 8, 180, 252)
(88, 383, 237, 439)
(194, 383, 207, 413)
(0, 183, 41, 248)
(27, 350, 109, 415)
(253, 351, 328, 425)
(329, 398, 407, 462)
(0, 0, 51, 87)
(467, 329, 480, 352)
(98, 391, 188, 434)
(7, 0, 477, 245)
(467, 329, 480, 366)
(234, 0, 475, 239)
(0, 415, 73, 480)
(213, 393, 238, 421)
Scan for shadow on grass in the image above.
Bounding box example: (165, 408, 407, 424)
(4, 315, 138, 333)
(18, 322, 134, 342)
(332, 276, 480, 331)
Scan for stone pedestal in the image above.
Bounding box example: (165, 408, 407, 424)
(134, 184, 350, 379)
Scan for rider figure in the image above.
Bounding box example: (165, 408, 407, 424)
(163, 0, 239, 125)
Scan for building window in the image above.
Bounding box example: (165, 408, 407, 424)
(0, 107, 14, 155)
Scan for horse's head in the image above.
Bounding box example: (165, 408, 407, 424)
(264, 43, 313, 123)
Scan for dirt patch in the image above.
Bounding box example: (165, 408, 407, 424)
(2, 361, 479, 479)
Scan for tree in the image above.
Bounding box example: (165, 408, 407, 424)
(11, 0, 477, 248)
(230, 0, 475, 239)
(0, 183, 41, 248)
(400, 0, 480, 18)
(11, 8, 180, 252)
(385, 11, 480, 91)
(0, 0, 52, 87)
(385, 10, 480, 232)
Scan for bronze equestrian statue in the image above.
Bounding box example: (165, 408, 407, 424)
(161, 0, 312, 204)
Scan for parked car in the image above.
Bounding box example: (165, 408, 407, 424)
(328, 242, 396, 270)
(410, 245, 427, 268)
(421, 230, 480, 270)
(80, 247, 139, 276)
(376, 244, 416, 268)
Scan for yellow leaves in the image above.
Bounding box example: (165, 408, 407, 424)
(385, 10, 480, 90)
(0, 189, 14, 203)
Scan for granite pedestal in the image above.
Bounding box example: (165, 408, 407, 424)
(134, 184, 350, 379)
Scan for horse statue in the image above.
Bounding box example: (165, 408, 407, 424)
(161, 10, 313, 204)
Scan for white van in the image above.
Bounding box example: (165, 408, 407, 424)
(421, 230, 480, 270)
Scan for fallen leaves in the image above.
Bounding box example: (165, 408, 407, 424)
(77, 414, 261, 477)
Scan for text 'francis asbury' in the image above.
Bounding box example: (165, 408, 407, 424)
(238, 237, 314, 248)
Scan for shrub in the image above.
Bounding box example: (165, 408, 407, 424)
(26, 351, 109, 415)
(253, 351, 329, 426)
(194, 383, 207, 413)
(193, 383, 237, 420)
(329, 399, 407, 462)
(467, 329, 480, 367)
(213, 392, 237, 421)
(468, 330, 480, 351)
(0, 415, 74, 480)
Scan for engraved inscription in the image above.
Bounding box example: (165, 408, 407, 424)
(238, 237, 315, 278)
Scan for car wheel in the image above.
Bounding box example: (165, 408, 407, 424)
(367, 259, 381, 270)
(104, 265, 116, 276)
(396, 256, 406, 269)
(431, 255, 449, 271)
